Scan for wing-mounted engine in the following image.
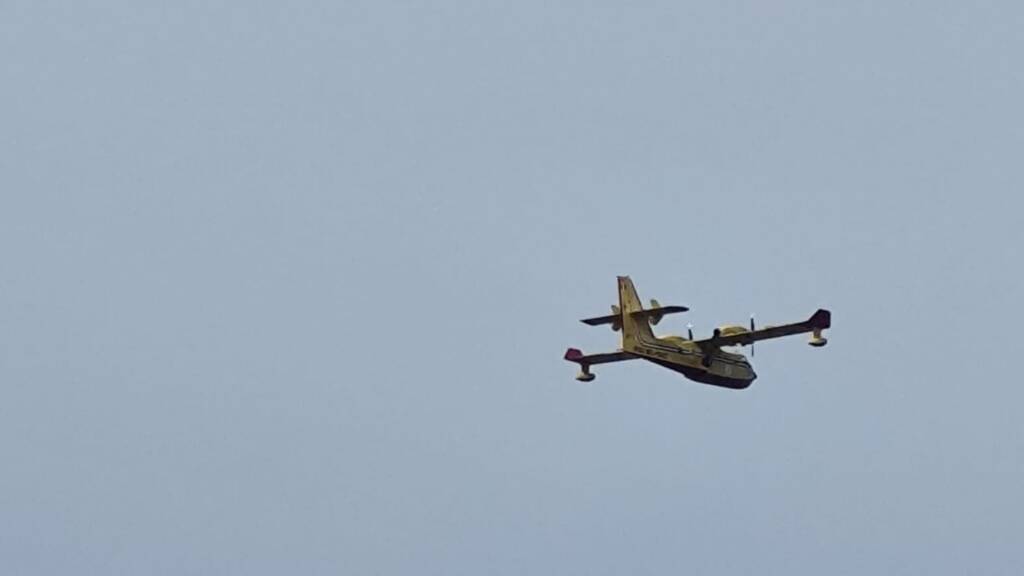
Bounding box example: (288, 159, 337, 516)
(715, 325, 750, 337)
(712, 322, 757, 356)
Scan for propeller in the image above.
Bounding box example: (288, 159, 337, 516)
(749, 314, 756, 357)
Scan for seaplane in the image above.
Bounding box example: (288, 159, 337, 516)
(564, 276, 831, 389)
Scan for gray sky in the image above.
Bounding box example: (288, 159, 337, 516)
(2, 1, 1022, 574)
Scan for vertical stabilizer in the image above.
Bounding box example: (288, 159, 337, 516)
(618, 276, 656, 348)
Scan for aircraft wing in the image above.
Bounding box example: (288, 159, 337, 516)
(697, 309, 831, 348)
(564, 348, 636, 365)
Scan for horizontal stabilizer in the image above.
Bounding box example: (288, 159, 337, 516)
(643, 305, 689, 315)
(581, 314, 620, 327)
(581, 306, 688, 326)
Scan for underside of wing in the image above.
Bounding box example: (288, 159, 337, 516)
(697, 309, 831, 348)
(563, 348, 636, 365)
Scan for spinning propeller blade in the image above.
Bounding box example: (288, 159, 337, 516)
(750, 315, 756, 357)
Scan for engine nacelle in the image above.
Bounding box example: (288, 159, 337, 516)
(716, 325, 750, 337)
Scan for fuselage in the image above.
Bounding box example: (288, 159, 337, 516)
(628, 335, 757, 389)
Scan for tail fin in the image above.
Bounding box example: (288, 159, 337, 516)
(618, 276, 656, 347)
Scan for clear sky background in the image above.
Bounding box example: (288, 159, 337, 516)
(2, 2, 1022, 574)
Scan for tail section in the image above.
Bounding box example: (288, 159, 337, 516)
(618, 276, 656, 348)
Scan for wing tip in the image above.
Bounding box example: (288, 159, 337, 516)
(810, 309, 831, 329)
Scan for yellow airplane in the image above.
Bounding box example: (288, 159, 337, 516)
(565, 276, 831, 389)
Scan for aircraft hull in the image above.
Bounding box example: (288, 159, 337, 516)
(647, 358, 756, 390)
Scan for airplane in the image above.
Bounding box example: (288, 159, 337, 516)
(564, 276, 831, 389)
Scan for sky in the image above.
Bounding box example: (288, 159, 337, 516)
(2, 1, 1022, 574)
